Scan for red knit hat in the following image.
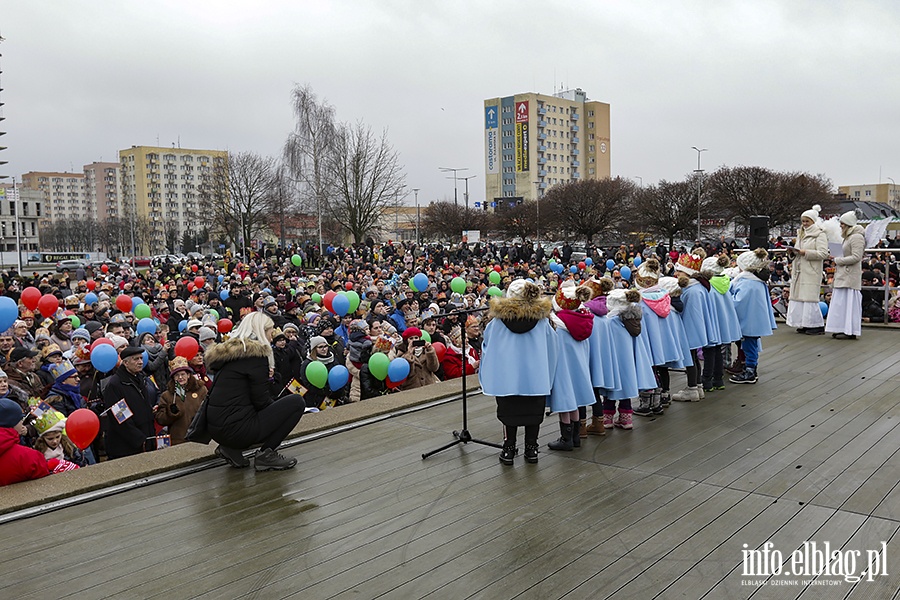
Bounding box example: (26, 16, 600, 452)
(401, 327, 422, 339)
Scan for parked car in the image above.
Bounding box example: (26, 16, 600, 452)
(124, 256, 151, 267)
(90, 259, 120, 272)
(56, 259, 89, 273)
(186, 252, 204, 262)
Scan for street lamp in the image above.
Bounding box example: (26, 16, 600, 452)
(439, 167, 467, 207)
(534, 180, 542, 248)
(412, 188, 420, 246)
(888, 177, 897, 209)
(459, 175, 477, 212)
(633, 176, 643, 188)
(692, 146, 708, 241)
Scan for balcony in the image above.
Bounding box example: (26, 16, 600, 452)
(571, 113, 579, 120)
(572, 148, 580, 155)
(538, 106, 547, 115)
(538, 157, 548, 165)
(572, 136, 579, 144)
(538, 145, 547, 152)
(538, 169, 547, 177)
(572, 160, 580, 167)
(538, 120, 547, 127)
(573, 172, 581, 179)
(538, 133, 547, 140)
(571, 125, 579, 132)
(539, 182, 548, 189)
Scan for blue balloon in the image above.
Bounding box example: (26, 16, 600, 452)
(142, 350, 149, 369)
(0, 296, 18, 331)
(606, 259, 615, 270)
(328, 364, 349, 390)
(263, 288, 271, 294)
(136, 318, 157, 336)
(620, 266, 632, 280)
(179, 320, 187, 332)
(413, 273, 429, 292)
(570, 265, 578, 274)
(819, 301, 828, 317)
(331, 293, 350, 316)
(526, 278, 534, 283)
(84, 292, 98, 305)
(388, 357, 411, 382)
(219, 289, 229, 301)
(633, 256, 642, 267)
(585, 258, 593, 266)
(90, 344, 118, 373)
(217, 274, 224, 283)
(131, 296, 144, 310)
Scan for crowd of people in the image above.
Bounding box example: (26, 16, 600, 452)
(0, 206, 893, 481)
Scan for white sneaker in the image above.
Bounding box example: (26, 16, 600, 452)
(671, 386, 701, 402)
(698, 386, 705, 399)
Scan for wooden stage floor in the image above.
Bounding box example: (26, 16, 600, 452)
(2, 326, 900, 599)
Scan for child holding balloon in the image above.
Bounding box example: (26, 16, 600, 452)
(299, 336, 350, 409)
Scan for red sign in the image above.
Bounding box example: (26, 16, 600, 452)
(515, 101, 529, 124)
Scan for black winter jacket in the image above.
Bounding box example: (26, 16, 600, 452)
(100, 364, 158, 459)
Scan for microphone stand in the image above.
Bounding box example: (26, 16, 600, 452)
(422, 305, 501, 459)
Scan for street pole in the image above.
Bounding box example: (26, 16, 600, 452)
(692, 146, 707, 242)
(13, 177, 21, 272)
(888, 177, 897, 210)
(460, 175, 476, 212)
(534, 180, 541, 248)
(439, 167, 467, 207)
(412, 188, 420, 246)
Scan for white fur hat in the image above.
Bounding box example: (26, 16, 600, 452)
(737, 248, 769, 273)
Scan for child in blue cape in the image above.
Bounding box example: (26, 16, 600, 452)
(481, 279, 557, 465)
(730, 248, 777, 384)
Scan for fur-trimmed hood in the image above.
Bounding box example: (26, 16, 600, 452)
(488, 295, 552, 334)
(204, 336, 272, 371)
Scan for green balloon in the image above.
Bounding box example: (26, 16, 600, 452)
(409, 277, 418, 292)
(133, 304, 151, 320)
(346, 291, 360, 313)
(291, 254, 303, 267)
(69, 315, 81, 328)
(488, 270, 501, 285)
(488, 286, 503, 297)
(450, 276, 467, 295)
(368, 352, 390, 381)
(311, 293, 322, 305)
(420, 330, 431, 343)
(305, 361, 328, 389)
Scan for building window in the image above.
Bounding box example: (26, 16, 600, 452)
(865, 190, 872, 196)
(589, 133, 595, 140)
(588, 110, 594, 117)
(588, 122, 594, 129)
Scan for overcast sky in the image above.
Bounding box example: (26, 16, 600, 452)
(3, 0, 899, 207)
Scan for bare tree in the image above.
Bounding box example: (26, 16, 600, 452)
(543, 178, 635, 245)
(200, 151, 277, 256)
(327, 121, 406, 243)
(267, 165, 298, 249)
(632, 178, 704, 247)
(421, 201, 489, 242)
(283, 84, 337, 250)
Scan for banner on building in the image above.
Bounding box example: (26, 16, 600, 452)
(516, 122, 529, 172)
(485, 106, 499, 175)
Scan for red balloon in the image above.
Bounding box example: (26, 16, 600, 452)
(86, 279, 97, 291)
(431, 342, 446, 362)
(323, 290, 337, 313)
(90, 338, 114, 352)
(194, 276, 205, 289)
(21, 287, 41, 310)
(187, 282, 195, 292)
(101, 264, 109, 273)
(191, 264, 199, 272)
(578, 261, 586, 270)
(217, 318, 233, 333)
(494, 265, 502, 272)
(64, 310, 74, 316)
(345, 281, 354, 291)
(38, 294, 59, 318)
(65, 408, 100, 450)
(386, 376, 402, 390)
(174, 336, 199, 360)
(115, 294, 132, 313)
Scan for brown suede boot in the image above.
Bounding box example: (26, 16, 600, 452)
(585, 416, 606, 436)
(578, 419, 588, 439)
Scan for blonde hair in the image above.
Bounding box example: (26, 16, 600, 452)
(229, 312, 275, 370)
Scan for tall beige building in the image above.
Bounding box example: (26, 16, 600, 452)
(20, 171, 87, 227)
(84, 162, 121, 221)
(119, 146, 227, 254)
(483, 88, 610, 207)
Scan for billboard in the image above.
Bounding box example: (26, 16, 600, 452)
(485, 105, 499, 175)
(515, 101, 529, 172)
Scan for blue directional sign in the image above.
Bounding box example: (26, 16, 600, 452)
(485, 106, 498, 129)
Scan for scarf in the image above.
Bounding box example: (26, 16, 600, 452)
(691, 274, 711, 291)
(710, 275, 731, 294)
(551, 309, 593, 341)
(447, 341, 477, 368)
(51, 381, 83, 410)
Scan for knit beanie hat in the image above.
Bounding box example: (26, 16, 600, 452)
(583, 277, 614, 299)
(553, 279, 591, 311)
(801, 204, 821, 221)
(309, 336, 328, 351)
(506, 279, 540, 300)
(658, 276, 686, 298)
(635, 258, 661, 289)
(606, 289, 641, 315)
(839, 211, 858, 227)
(700, 255, 730, 277)
(71, 328, 91, 342)
(736, 248, 770, 273)
(349, 319, 368, 332)
(0, 398, 23, 428)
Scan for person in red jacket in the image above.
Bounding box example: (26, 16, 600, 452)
(0, 397, 50, 486)
(440, 325, 478, 379)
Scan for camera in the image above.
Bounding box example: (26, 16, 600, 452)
(413, 339, 426, 347)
